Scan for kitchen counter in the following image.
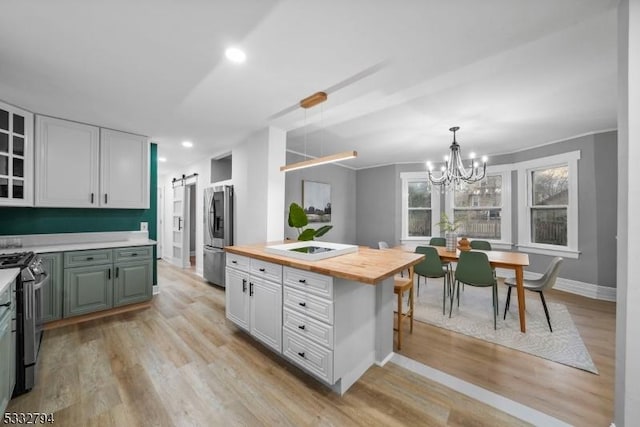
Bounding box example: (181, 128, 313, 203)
(225, 241, 424, 284)
(3, 239, 157, 255)
(0, 268, 20, 295)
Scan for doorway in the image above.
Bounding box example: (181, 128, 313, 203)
(187, 183, 196, 268)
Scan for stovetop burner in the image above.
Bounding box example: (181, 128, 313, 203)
(0, 251, 35, 269)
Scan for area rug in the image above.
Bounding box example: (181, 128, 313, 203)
(411, 277, 598, 374)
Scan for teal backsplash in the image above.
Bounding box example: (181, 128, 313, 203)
(0, 144, 158, 283)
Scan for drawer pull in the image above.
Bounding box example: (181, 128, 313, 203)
(232, 260, 238, 264)
(259, 268, 265, 272)
(0, 302, 10, 308)
(298, 325, 305, 330)
(242, 279, 247, 293)
(298, 352, 305, 358)
(249, 282, 254, 296)
(131, 253, 138, 257)
(86, 257, 94, 261)
(298, 302, 306, 307)
(298, 279, 306, 283)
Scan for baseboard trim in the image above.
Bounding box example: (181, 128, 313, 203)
(495, 269, 616, 302)
(153, 284, 160, 295)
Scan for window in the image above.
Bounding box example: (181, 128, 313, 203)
(443, 166, 512, 247)
(452, 175, 503, 240)
(517, 151, 580, 258)
(401, 172, 439, 240)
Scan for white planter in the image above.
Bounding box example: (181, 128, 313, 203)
(445, 232, 458, 252)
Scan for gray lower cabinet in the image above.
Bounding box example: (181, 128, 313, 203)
(114, 259, 152, 307)
(64, 264, 114, 317)
(39, 252, 63, 322)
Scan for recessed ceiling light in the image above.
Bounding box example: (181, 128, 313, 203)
(158, 157, 167, 162)
(225, 47, 246, 63)
(182, 141, 193, 148)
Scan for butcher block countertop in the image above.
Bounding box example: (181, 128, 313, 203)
(225, 242, 424, 284)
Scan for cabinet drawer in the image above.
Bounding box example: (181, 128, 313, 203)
(284, 287, 333, 325)
(283, 267, 333, 299)
(283, 329, 333, 384)
(250, 258, 282, 283)
(226, 253, 250, 271)
(283, 307, 333, 349)
(114, 246, 152, 262)
(64, 249, 113, 267)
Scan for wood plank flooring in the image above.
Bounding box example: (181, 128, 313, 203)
(8, 261, 532, 426)
(399, 282, 615, 427)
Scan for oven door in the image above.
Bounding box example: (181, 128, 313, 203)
(22, 272, 48, 391)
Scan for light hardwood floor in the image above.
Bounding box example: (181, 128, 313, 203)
(8, 261, 533, 426)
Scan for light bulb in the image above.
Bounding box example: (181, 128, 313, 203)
(426, 161, 433, 171)
(444, 155, 449, 162)
(441, 166, 446, 172)
(481, 155, 488, 163)
(473, 161, 479, 168)
(469, 152, 476, 159)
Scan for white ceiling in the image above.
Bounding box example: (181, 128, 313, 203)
(0, 0, 618, 172)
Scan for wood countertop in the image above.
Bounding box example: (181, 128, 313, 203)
(225, 242, 424, 284)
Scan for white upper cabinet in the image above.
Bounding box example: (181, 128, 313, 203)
(100, 129, 149, 209)
(0, 101, 33, 206)
(35, 115, 149, 209)
(35, 116, 100, 208)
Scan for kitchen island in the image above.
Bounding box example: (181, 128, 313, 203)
(224, 242, 424, 394)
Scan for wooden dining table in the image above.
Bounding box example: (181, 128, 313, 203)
(396, 245, 531, 333)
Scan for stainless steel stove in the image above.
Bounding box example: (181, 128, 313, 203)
(0, 251, 48, 396)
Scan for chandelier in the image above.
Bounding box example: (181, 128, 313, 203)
(426, 126, 487, 186)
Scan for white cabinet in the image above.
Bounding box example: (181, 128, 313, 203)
(35, 116, 149, 208)
(100, 128, 149, 208)
(0, 101, 33, 206)
(0, 279, 16, 413)
(225, 255, 282, 353)
(35, 116, 100, 207)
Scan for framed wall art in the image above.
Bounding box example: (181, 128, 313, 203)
(302, 180, 331, 223)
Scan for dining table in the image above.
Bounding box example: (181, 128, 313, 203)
(396, 245, 531, 333)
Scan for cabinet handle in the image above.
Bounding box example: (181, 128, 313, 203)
(298, 302, 306, 307)
(259, 268, 265, 272)
(298, 352, 305, 358)
(86, 257, 94, 261)
(116, 267, 119, 278)
(299, 279, 306, 283)
(178, 217, 182, 231)
(242, 278, 247, 293)
(232, 260, 238, 264)
(104, 193, 108, 204)
(249, 282, 254, 296)
(131, 253, 138, 257)
(90, 193, 94, 204)
(298, 325, 305, 330)
(108, 268, 111, 279)
(0, 302, 10, 308)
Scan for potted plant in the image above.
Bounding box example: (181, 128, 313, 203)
(436, 212, 462, 252)
(288, 202, 333, 241)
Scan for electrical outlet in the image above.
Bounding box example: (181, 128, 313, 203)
(140, 222, 148, 231)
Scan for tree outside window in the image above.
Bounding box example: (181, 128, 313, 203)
(407, 181, 431, 237)
(530, 166, 568, 246)
(452, 175, 502, 239)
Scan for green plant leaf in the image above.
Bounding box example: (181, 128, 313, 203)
(298, 228, 316, 241)
(314, 225, 333, 238)
(288, 202, 308, 228)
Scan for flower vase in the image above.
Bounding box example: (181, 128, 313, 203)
(445, 232, 458, 252)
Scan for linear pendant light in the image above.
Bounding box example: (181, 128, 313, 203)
(279, 150, 358, 172)
(280, 91, 358, 172)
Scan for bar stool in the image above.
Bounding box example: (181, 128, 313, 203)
(394, 265, 414, 350)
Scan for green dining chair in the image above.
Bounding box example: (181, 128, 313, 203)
(470, 240, 492, 250)
(414, 246, 452, 314)
(429, 237, 446, 247)
(503, 257, 563, 332)
(451, 251, 498, 329)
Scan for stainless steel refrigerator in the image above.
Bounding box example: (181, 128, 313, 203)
(203, 185, 233, 287)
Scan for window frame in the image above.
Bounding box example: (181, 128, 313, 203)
(516, 151, 580, 258)
(444, 165, 513, 250)
(400, 172, 439, 241)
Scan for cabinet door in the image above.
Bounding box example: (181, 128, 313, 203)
(113, 260, 152, 307)
(39, 252, 63, 323)
(35, 115, 99, 207)
(100, 128, 149, 208)
(0, 101, 33, 206)
(250, 277, 282, 353)
(0, 309, 12, 412)
(225, 267, 249, 331)
(64, 265, 113, 317)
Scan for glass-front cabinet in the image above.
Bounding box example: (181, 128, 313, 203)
(0, 100, 33, 206)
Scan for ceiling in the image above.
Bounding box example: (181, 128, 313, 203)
(0, 1, 618, 173)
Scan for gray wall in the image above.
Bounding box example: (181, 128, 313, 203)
(284, 152, 357, 244)
(354, 131, 618, 287)
(211, 156, 232, 183)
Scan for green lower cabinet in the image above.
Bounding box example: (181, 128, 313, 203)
(39, 252, 63, 323)
(114, 260, 153, 307)
(64, 265, 114, 317)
